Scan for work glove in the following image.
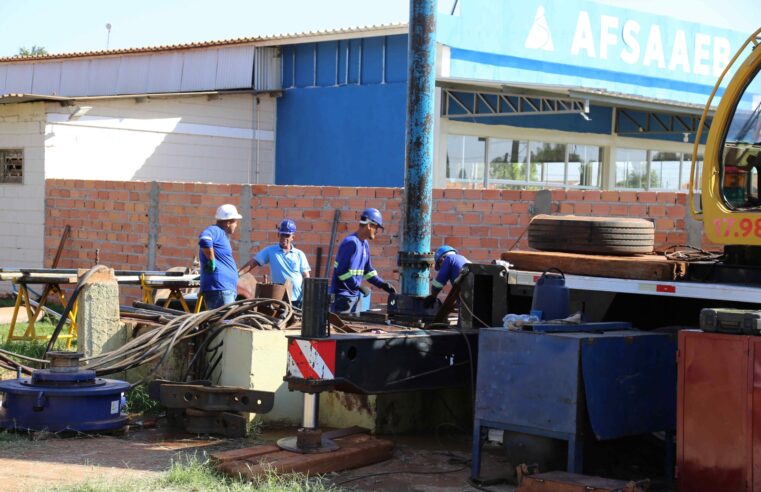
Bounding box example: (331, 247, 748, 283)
(423, 294, 437, 309)
(204, 258, 217, 273)
(380, 282, 397, 295)
(358, 284, 371, 297)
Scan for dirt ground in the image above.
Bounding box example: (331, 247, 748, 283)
(0, 425, 516, 492)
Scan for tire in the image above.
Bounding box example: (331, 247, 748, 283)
(527, 215, 655, 255)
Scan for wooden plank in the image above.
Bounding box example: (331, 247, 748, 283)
(216, 434, 393, 479)
(209, 444, 281, 465)
(502, 250, 686, 281)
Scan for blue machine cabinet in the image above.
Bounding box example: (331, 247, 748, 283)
(471, 326, 676, 479)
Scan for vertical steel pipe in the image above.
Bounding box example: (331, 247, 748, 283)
(301, 278, 330, 338)
(400, 0, 437, 296)
(302, 393, 318, 429)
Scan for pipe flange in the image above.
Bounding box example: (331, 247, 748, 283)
(397, 251, 434, 268)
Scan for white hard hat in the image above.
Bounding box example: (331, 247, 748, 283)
(215, 204, 242, 220)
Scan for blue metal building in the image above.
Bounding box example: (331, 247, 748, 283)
(275, 0, 758, 192)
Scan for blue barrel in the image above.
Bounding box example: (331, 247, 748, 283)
(531, 268, 570, 321)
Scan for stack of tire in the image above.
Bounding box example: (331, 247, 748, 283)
(527, 215, 655, 255)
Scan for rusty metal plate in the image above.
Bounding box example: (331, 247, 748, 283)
(150, 380, 274, 413)
(167, 408, 247, 438)
(517, 471, 649, 492)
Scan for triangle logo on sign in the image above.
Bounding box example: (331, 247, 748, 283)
(524, 5, 554, 51)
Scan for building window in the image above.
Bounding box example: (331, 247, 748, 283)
(446, 135, 602, 189)
(615, 148, 703, 191)
(0, 149, 23, 184)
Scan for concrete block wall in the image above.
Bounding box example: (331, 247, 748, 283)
(45, 179, 705, 302)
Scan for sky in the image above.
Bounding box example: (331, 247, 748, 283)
(0, 0, 410, 57)
(0, 0, 757, 58)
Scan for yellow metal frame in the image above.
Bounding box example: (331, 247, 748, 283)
(690, 28, 761, 245)
(140, 273, 203, 313)
(6, 282, 78, 349)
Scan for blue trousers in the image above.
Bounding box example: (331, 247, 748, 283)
(203, 289, 236, 309)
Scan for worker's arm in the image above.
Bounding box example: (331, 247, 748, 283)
(430, 256, 454, 297)
(364, 252, 395, 293)
(299, 250, 311, 279)
(198, 231, 216, 273)
(238, 258, 261, 276)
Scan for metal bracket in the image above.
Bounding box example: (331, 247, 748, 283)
(148, 380, 274, 413)
(167, 408, 247, 437)
(397, 251, 434, 268)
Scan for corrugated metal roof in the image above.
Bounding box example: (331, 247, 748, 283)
(0, 22, 408, 63)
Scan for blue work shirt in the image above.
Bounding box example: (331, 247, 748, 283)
(330, 233, 385, 297)
(432, 253, 469, 292)
(254, 244, 311, 301)
(198, 224, 238, 293)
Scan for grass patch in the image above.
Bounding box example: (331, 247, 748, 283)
(51, 453, 339, 492)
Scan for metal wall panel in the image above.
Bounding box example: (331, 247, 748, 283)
(254, 46, 280, 91)
(216, 45, 254, 90)
(4, 65, 33, 94)
(117, 56, 150, 94)
(31, 62, 62, 95)
(88, 58, 121, 96)
(146, 53, 183, 93)
(180, 50, 217, 92)
(0, 65, 8, 92)
(59, 59, 91, 96)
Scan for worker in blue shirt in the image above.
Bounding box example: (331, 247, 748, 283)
(239, 219, 311, 308)
(330, 208, 396, 314)
(424, 245, 470, 308)
(198, 204, 242, 309)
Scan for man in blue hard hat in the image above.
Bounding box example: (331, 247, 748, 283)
(330, 207, 396, 314)
(239, 219, 311, 308)
(199, 204, 242, 309)
(423, 245, 470, 308)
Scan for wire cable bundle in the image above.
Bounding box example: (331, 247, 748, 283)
(0, 297, 296, 386)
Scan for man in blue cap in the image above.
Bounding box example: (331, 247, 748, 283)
(330, 208, 396, 314)
(424, 245, 470, 308)
(199, 204, 243, 309)
(239, 219, 311, 308)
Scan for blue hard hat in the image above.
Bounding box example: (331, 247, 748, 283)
(434, 245, 457, 269)
(360, 208, 384, 230)
(277, 219, 297, 235)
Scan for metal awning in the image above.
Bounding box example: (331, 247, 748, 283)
(0, 93, 74, 104)
(0, 89, 279, 105)
(437, 78, 714, 118)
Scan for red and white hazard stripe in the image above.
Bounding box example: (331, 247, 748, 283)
(287, 339, 337, 380)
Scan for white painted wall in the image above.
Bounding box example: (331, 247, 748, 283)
(44, 93, 277, 183)
(0, 103, 45, 270)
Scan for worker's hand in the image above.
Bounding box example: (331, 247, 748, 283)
(358, 284, 371, 297)
(380, 282, 397, 294)
(204, 258, 217, 273)
(423, 294, 437, 309)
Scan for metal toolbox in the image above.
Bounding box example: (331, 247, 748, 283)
(700, 308, 761, 335)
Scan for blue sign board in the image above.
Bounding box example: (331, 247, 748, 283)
(437, 0, 752, 105)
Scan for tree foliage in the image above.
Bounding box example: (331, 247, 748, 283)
(17, 46, 48, 57)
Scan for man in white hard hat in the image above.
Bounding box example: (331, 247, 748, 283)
(198, 204, 242, 309)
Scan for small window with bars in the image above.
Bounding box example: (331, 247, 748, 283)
(0, 149, 23, 184)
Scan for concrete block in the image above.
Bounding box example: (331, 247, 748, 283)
(216, 327, 303, 426)
(76, 266, 124, 358)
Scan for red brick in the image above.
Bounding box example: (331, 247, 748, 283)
(482, 189, 501, 200)
(565, 190, 585, 201)
(656, 192, 677, 204)
(591, 204, 611, 215)
(375, 188, 394, 198)
(628, 205, 647, 216)
(666, 205, 686, 218)
(444, 189, 464, 199)
(655, 218, 674, 230)
(339, 188, 357, 197)
(601, 191, 619, 202)
(637, 192, 657, 202)
(432, 189, 445, 199)
(609, 205, 628, 216)
(582, 191, 602, 201)
(550, 189, 565, 201)
(647, 205, 666, 217)
(559, 203, 574, 214)
(618, 191, 638, 203)
(501, 190, 521, 201)
(575, 203, 592, 214)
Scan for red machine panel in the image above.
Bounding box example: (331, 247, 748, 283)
(677, 330, 751, 491)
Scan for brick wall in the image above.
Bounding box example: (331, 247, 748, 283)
(45, 180, 700, 301)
